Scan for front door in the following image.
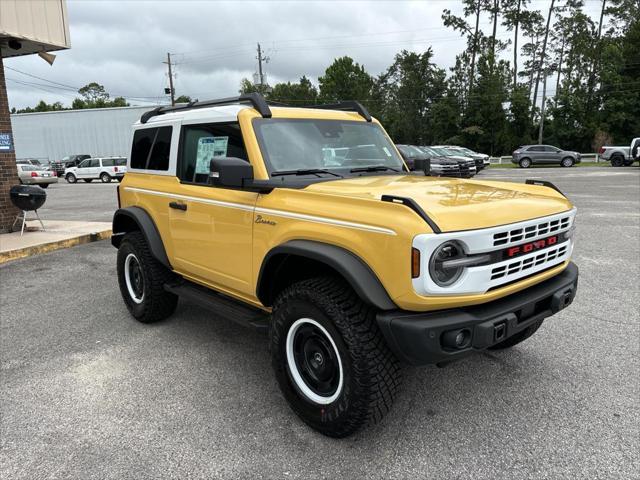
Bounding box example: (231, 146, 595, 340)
(75, 158, 96, 178)
(543, 146, 562, 164)
(168, 122, 257, 298)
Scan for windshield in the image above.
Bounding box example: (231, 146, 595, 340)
(253, 119, 405, 176)
(420, 146, 439, 157)
(430, 147, 452, 157)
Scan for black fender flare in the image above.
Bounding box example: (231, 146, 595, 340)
(256, 240, 397, 311)
(111, 206, 171, 268)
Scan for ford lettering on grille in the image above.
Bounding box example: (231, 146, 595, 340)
(505, 235, 558, 258)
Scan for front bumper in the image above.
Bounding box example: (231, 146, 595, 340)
(377, 262, 578, 365)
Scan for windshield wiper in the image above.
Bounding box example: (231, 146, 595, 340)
(271, 168, 342, 178)
(350, 165, 401, 173)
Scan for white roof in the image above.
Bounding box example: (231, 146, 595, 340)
(134, 104, 249, 127)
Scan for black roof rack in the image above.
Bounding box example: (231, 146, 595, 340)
(140, 94, 373, 124)
(302, 101, 372, 122)
(140, 92, 272, 124)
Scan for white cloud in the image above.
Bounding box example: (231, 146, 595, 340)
(5, 0, 603, 109)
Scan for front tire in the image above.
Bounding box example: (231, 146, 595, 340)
(65, 173, 77, 183)
(100, 173, 112, 183)
(270, 276, 401, 438)
(117, 231, 178, 323)
(519, 158, 532, 168)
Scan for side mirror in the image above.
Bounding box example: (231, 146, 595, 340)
(414, 158, 431, 176)
(209, 157, 254, 188)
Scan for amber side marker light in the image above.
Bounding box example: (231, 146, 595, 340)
(411, 248, 421, 278)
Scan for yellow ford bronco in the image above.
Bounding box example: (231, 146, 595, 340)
(112, 93, 578, 437)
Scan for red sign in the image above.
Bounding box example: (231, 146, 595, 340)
(506, 235, 558, 258)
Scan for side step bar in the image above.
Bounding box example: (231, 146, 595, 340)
(164, 281, 269, 332)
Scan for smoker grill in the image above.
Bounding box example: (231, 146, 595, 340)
(9, 185, 47, 236)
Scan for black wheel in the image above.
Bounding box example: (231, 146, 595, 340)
(39, 184, 49, 189)
(270, 276, 402, 438)
(83, 179, 93, 183)
(561, 157, 574, 167)
(519, 158, 532, 168)
(488, 319, 544, 350)
(100, 172, 111, 183)
(65, 173, 77, 184)
(117, 177, 123, 182)
(611, 154, 624, 167)
(117, 231, 178, 323)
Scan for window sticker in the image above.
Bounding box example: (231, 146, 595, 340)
(196, 136, 229, 173)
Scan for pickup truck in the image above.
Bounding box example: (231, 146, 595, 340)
(599, 138, 640, 166)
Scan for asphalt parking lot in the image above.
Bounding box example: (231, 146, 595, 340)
(1, 167, 638, 479)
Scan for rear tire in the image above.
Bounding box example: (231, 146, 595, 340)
(561, 157, 574, 167)
(100, 173, 111, 183)
(117, 231, 178, 323)
(488, 319, 544, 350)
(611, 154, 624, 167)
(519, 158, 532, 168)
(65, 173, 77, 184)
(270, 276, 402, 438)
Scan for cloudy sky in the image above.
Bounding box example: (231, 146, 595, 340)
(5, 0, 602, 109)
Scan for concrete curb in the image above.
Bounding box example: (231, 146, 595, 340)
(0, 229, 112, 264)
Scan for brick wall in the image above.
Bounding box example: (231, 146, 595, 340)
(0, 56, 20, 233)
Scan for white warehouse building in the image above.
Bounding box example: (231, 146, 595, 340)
(10, 105, 163, 161)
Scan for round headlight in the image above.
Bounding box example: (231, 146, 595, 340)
(429, 241, 466, 287)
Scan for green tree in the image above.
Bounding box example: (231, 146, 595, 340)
(267, 76, 318, 104)
(238, 78, 271, 96)
(375, 49, 447, 144)
(175, 95, 192, 103)
(78, 82, 109, 104)
(465, 54, 510, 154)
(318, 56, 373, 103)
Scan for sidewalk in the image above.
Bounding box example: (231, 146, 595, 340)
(0, 220, 112, 264)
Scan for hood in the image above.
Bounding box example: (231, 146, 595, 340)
(303, 175, 573, 232)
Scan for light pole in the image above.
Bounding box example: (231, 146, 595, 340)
(538, 63, 557, 144)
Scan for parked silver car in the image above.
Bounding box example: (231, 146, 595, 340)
(16, 164, 59, 188)
(512, 145, 581, 168)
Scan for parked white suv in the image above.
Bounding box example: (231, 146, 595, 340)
(65, 157, 127, 183)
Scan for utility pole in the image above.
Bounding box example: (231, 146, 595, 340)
(163, 52, 175, 106)
(538, 64, 556, 144)
(256, 43, 269, 88)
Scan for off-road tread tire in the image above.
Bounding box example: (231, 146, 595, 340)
(117, 231, 177, 323)
(488, 319, 544, 350)
(270, 276, 402, 438)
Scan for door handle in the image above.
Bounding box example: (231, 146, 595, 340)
(169, 201, 187, 211)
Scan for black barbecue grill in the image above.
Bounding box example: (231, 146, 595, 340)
(9, 185, 47, 236)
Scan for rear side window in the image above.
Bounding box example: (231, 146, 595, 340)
(130, 126, 172, 170)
